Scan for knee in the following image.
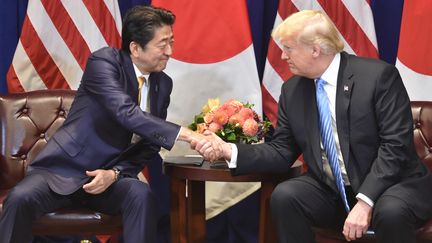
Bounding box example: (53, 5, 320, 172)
(122, 180, 154, 207)
(4, 185, 37, 209)
(270, 183, 298, 212)
(372, 196, 411, 229)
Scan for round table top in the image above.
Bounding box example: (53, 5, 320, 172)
(163, 159, 302, 182)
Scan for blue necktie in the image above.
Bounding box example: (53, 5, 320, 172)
(316, 78, 350, 213)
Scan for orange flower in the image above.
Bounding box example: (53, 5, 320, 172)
(197, 123, 207, 134)
(226, 99, 244, 112)
(212, 109, 229, 125)
(242, 118, 258, 136)
(220, 103, 237, 117)
(208, 122, 222, 132)
(228, 113, 245, 126)
(239, 107, 254, 120)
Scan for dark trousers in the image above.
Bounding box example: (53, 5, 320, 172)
(270, 174, 425, 243)
(0, 173, 156, 243)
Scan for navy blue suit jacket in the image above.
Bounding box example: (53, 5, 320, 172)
(29, 47, 180, 194)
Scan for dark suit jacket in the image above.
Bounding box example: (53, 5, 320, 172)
(28, 47, 180, 195)
(235, 52, 432, 218)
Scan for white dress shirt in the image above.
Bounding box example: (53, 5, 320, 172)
(133, 64, 150, 112)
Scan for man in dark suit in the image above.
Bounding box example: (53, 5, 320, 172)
(195, 10, 432, 243)
(0, 5, 215, 243)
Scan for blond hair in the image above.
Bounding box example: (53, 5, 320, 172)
(272, 10, 344, 55)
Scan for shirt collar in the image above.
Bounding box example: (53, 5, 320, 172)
(316, 52, 341, 87)
(132, 63, 150, 87)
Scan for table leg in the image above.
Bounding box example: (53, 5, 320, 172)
(187, 180, 206, 243)
(170, 177, 187, 243)
(259, 181, 278, 243)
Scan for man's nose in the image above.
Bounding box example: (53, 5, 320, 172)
(281, 51, 289, 60)
(165, 44, 173, 56)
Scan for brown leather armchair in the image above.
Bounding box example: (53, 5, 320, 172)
(0, 90, 122, 239)
(314, 101, 432, 242)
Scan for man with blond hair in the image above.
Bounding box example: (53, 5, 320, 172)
(195, 10, 432, 243)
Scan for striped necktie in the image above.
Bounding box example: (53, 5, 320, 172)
(316, 78, 350, 213)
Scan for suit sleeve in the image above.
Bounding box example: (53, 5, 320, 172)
(234, 83, 302, 175)
(81, 52, 180, 150)
(358, 65, 417, 201)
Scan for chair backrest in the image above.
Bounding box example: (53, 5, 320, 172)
(0, 90, 76, 191)
(411, 101, 432, 171)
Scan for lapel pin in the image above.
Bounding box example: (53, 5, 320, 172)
(344, 85, 349, 92)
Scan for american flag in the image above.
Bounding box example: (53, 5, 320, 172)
(261, 0, 379, 127)
(6, 0, 122, 93)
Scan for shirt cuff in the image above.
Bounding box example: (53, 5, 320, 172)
(175, 127, 182, 141)
(226, 143, 238, 168)
(356, 193, 374, 208)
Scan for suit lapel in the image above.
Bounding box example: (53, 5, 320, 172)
(335, 52, 354, 170)
(303, 78, 325, 174)
(120, 51, 139, 103)
(149, 73, 159, 116)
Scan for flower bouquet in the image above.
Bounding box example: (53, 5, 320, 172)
(188, 98, 272, 144)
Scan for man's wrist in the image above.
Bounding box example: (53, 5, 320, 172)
(112, 167, 120, 182)
(223, 142, 232, 160)
(356, 193, 374, 208)
(178, 127, 195, 142)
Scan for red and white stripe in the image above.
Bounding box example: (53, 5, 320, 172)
(262, 0, 378, 126)
(6, 0, 122, 93)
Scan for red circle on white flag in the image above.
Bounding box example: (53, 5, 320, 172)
(152, 0, 252, 64)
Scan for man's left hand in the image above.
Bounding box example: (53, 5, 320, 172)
(82, 169, 116, 194)
(343, 199, 372, 241)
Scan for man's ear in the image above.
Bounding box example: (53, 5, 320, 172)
(311, 44, 321, 58)
(129, 41, 139, 57)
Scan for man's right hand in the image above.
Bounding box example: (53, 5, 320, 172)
(82, 169, 116, 194)
(192, 130, 232, 162)
(178, 127, 222, 161)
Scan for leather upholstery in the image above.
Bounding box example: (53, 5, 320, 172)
(315, 101, 432, 242)
(0, 90, 122, 236)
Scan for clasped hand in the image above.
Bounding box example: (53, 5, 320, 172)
(190, 130, 230, 162)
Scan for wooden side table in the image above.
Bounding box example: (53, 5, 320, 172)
(163, 160, 302, 243)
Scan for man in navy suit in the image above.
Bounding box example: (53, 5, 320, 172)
(0, 5, 216, 243)
(196, 10, 432, 243)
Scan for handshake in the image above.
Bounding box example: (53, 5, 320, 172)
(179, 127, 232, 162)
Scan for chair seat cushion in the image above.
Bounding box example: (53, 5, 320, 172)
(1, 193, 122, 236)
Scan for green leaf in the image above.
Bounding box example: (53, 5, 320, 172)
(226, 133, 237, 141)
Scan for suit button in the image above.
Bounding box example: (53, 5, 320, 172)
(59, 110, 65, 116)
(22, 108, 28, 114)
(40, 133, 45, 138)
(21, 155, 27, 160)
